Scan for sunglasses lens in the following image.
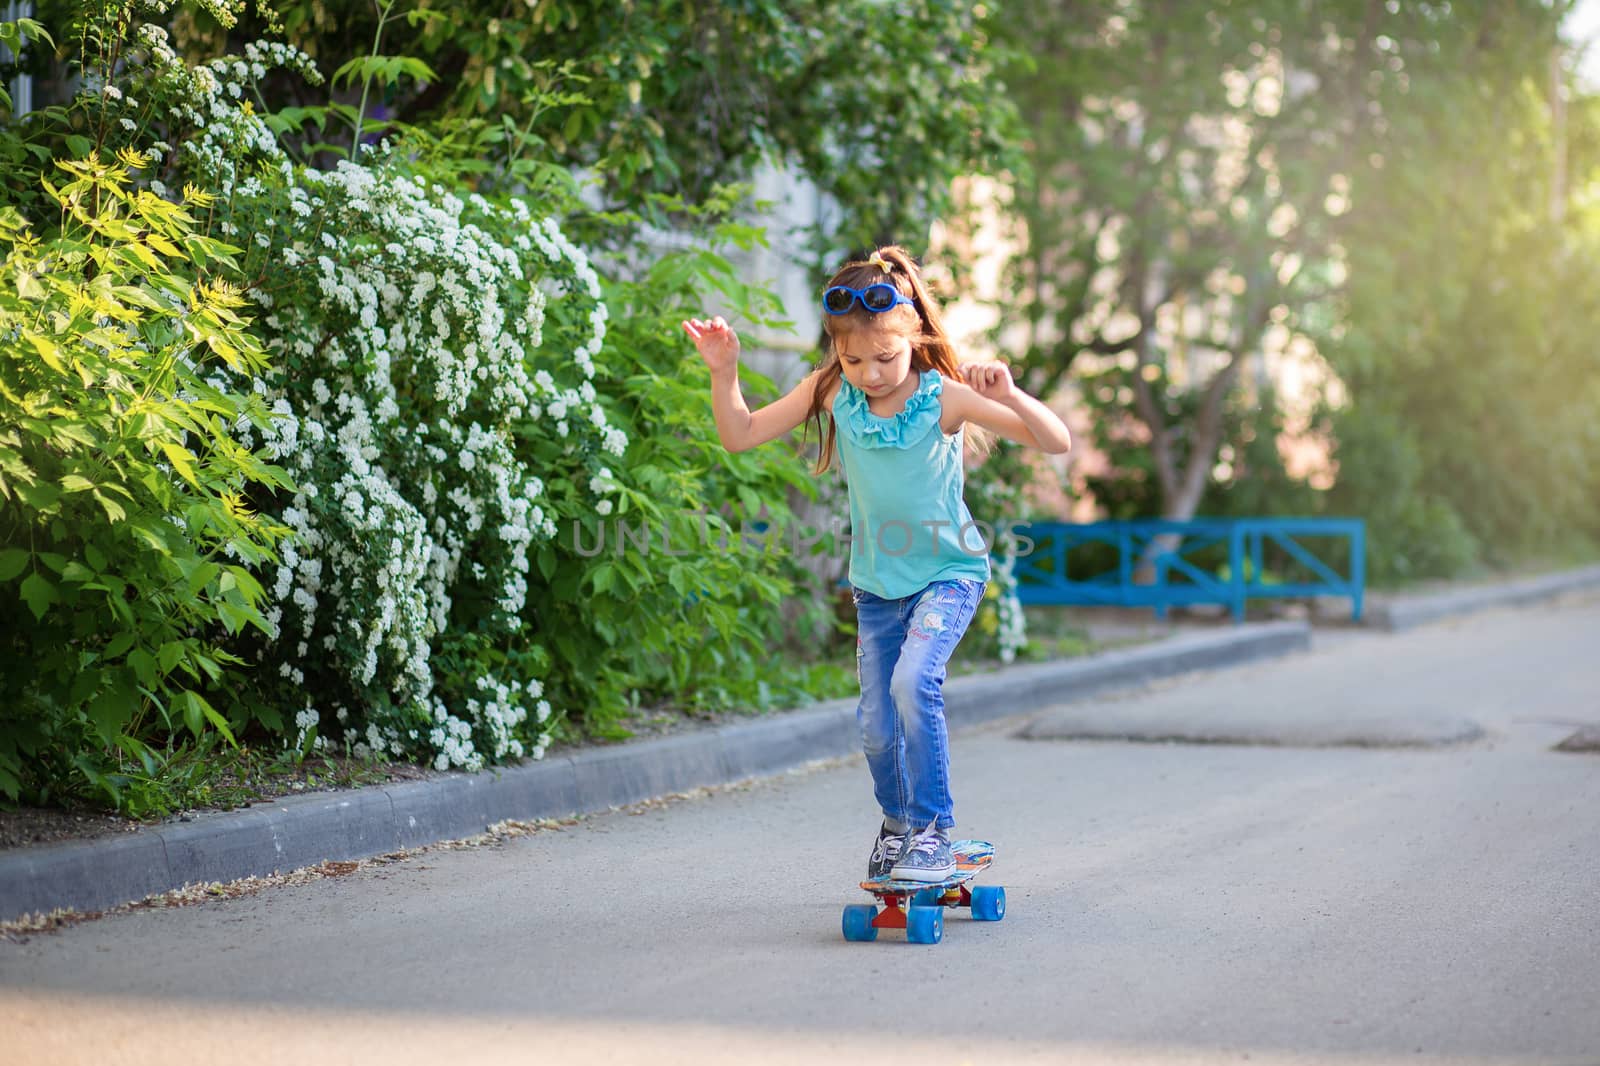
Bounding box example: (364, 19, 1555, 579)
(862, 284, 898, 311)
(823, 288, 854, 314)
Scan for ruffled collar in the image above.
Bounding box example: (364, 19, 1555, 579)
(834, 369, 945, 450)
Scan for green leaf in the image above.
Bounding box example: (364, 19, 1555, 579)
(216, 600, 250, 635)
(112, 284, 166, 311)
(224, 566, 265, 604)
(157, 640, 185, 675)
(19, 571, 55, 620)
(184, 560, 221, 597)
(127, 647, 157, 687)
(16, 478, 61, 511)
(7, 16, 56, 49)
(0, 548, 27, 582)
(64, 134, 92, 158)
(69, 668, 100, 707)
(189, 652, 224, 683)
(87, 683, 134, 745)
(71, 753, 122, 807)
(124, 241, 163, 273)
(21, 329, 68, 376)
(50, 422, 97, 450)
(179, 690, 203, 736)
(114, 735, 158, 778)
(563, 109, 585, 143)
(177, 691, 233, 743)
(157, 440, 199, 486)
(92, 490, 127, 522)
(128, 520, 171, 553)
(60, 474, 95, 492)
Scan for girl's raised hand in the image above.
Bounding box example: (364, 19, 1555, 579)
(681, 316, 741, 376)
(963, 360, 1017, 404)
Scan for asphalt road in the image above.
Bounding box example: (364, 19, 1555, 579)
(4, 594, 1598, 1066)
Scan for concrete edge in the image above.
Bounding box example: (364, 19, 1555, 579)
(0, 622, 1308, 922)
(943, 621, 1310, 730)
(1019, 712, 1488, 750)
(1364, 564, 1600, 632)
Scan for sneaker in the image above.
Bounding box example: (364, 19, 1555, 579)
(866, 823, 906, 881)
(890, 823, 955, 882)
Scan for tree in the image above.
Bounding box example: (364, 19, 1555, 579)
(989, 0, 1429, 522)
(1319, 0, 1600, 577)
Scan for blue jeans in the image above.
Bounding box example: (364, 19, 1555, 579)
(852, 578, 985, 831)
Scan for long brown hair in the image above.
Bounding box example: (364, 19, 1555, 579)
(805, 245, 991, 474)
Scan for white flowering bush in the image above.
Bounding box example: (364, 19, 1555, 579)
(244, 163, 626, 769)
(139, 51, 631, 770)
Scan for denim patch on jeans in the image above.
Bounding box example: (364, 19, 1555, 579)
(851, 577, 985, 830)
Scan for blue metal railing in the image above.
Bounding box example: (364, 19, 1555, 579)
(1005, 518, 1365, 622)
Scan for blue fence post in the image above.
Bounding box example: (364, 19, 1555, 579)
(1229, 522, 1246, 623)
(1350, 522, 1366, 622)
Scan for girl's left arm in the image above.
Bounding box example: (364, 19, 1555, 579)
(948, 363, 1072, 454)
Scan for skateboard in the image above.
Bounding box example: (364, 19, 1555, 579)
(842, 839, 1005, 945)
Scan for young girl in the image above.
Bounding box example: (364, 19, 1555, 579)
(682, 246, 1071, 882)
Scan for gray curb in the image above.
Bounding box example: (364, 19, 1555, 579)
(1363, 564, 1600, 632)
(0, 621, 1308, 922)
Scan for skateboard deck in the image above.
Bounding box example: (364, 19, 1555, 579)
(843, 839, 1004, 945)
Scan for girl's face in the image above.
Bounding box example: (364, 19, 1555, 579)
(834, 328, 915, 399)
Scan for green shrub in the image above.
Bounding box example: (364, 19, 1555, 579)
(0, 153, 291, 811)
(1323, 402, 1479, 584)
(542, 221, 855, 732)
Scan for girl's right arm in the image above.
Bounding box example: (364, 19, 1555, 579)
(682, 316, 820, 453)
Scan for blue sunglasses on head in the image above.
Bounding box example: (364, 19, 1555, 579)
(822, 283, 915, 315)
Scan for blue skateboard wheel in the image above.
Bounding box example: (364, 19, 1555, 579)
(906, 905, 943, 945)
(842, 904, 879, 942)
(971, 885, 1006, 922)
(912, 888, 944, 908)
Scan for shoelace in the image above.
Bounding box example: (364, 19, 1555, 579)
(872, 833, 905, 862)
(902, 825, 945, 858)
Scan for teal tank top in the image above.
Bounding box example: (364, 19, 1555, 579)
(831, 369, 991, 599)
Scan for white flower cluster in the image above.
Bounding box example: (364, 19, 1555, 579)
(292, 704, 319, 751)
(135, 23, 176, 68)
(423, 673, 553, 769)
(244, 162, 619, 771)
(134, 36, 320, 204)
(193, 0, 245, 30)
